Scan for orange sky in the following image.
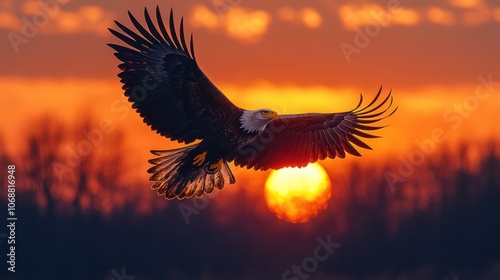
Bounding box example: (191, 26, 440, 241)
(2, 4, 500, 277)
(1, 0, 500, 183)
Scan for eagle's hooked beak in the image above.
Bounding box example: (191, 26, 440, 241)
(264, 111, 279, 120)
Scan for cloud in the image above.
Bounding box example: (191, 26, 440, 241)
(190, 5, 271, 43)
(225, 7, 271, 43)
(448, 0, 485, 9)
(462, 6, 491, 26)
(51, 6, 113, 36)
(0, 11, 20, 30)
(337, 1, 500, 29)
(0, 1, 113, 37)
(300, 8, 322, 28)
(277, 6, 322, 29)
(191, 5, 219, 29)
(427, 7, 456, 26)
(338, 4, 420, 30)
(495, 8, 500, 23)
(393, 8, 420, 26)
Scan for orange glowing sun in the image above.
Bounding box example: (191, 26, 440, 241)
(264, 163, 332, 223)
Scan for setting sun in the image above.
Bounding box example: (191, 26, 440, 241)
(264, 163, 332, 223)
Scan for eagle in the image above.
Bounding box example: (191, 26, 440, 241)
(108, 7, 397, 200)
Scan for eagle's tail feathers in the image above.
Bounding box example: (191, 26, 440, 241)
(147, 145, 235, 200)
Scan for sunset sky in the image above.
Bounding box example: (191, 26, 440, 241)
(1, 0, 500, 180)
(2, 1, 500, 279)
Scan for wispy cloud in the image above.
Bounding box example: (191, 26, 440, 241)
(338, 4, 420, 30)
(0, 11, 20, 30)
(495, 8, 500, 22)
(277, 6, 322, 29)
(337, 1, 500, 30)
(190, 4, 323, 43)
(190, 5, 271, 43)
(51, 6, 113, 36)
(0, 0, 114, 36)
(448, 0, 484, 9)
(427, 7, 457, 26)
(462, 5, 490, 25)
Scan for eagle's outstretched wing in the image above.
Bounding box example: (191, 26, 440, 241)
(231, 88, 397, 170)
(108, 7, 241, 143)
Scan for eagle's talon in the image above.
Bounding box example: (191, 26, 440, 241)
(192, 151, 207, 166)
(205, 159, 222, 174)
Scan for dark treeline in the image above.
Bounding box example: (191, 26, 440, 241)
(1, 115, 499, 280)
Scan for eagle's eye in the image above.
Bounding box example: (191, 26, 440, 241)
(260, 110, 269, 115)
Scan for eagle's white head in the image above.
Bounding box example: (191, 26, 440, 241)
(240, 109, 279, 133)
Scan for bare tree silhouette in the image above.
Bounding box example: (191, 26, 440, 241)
(68, 114, 128, 216)
(13, 110, 500, 279)
(23, 114, 65, 218)
(20, 111, 132, 219)
(93, 128, 127, 214)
